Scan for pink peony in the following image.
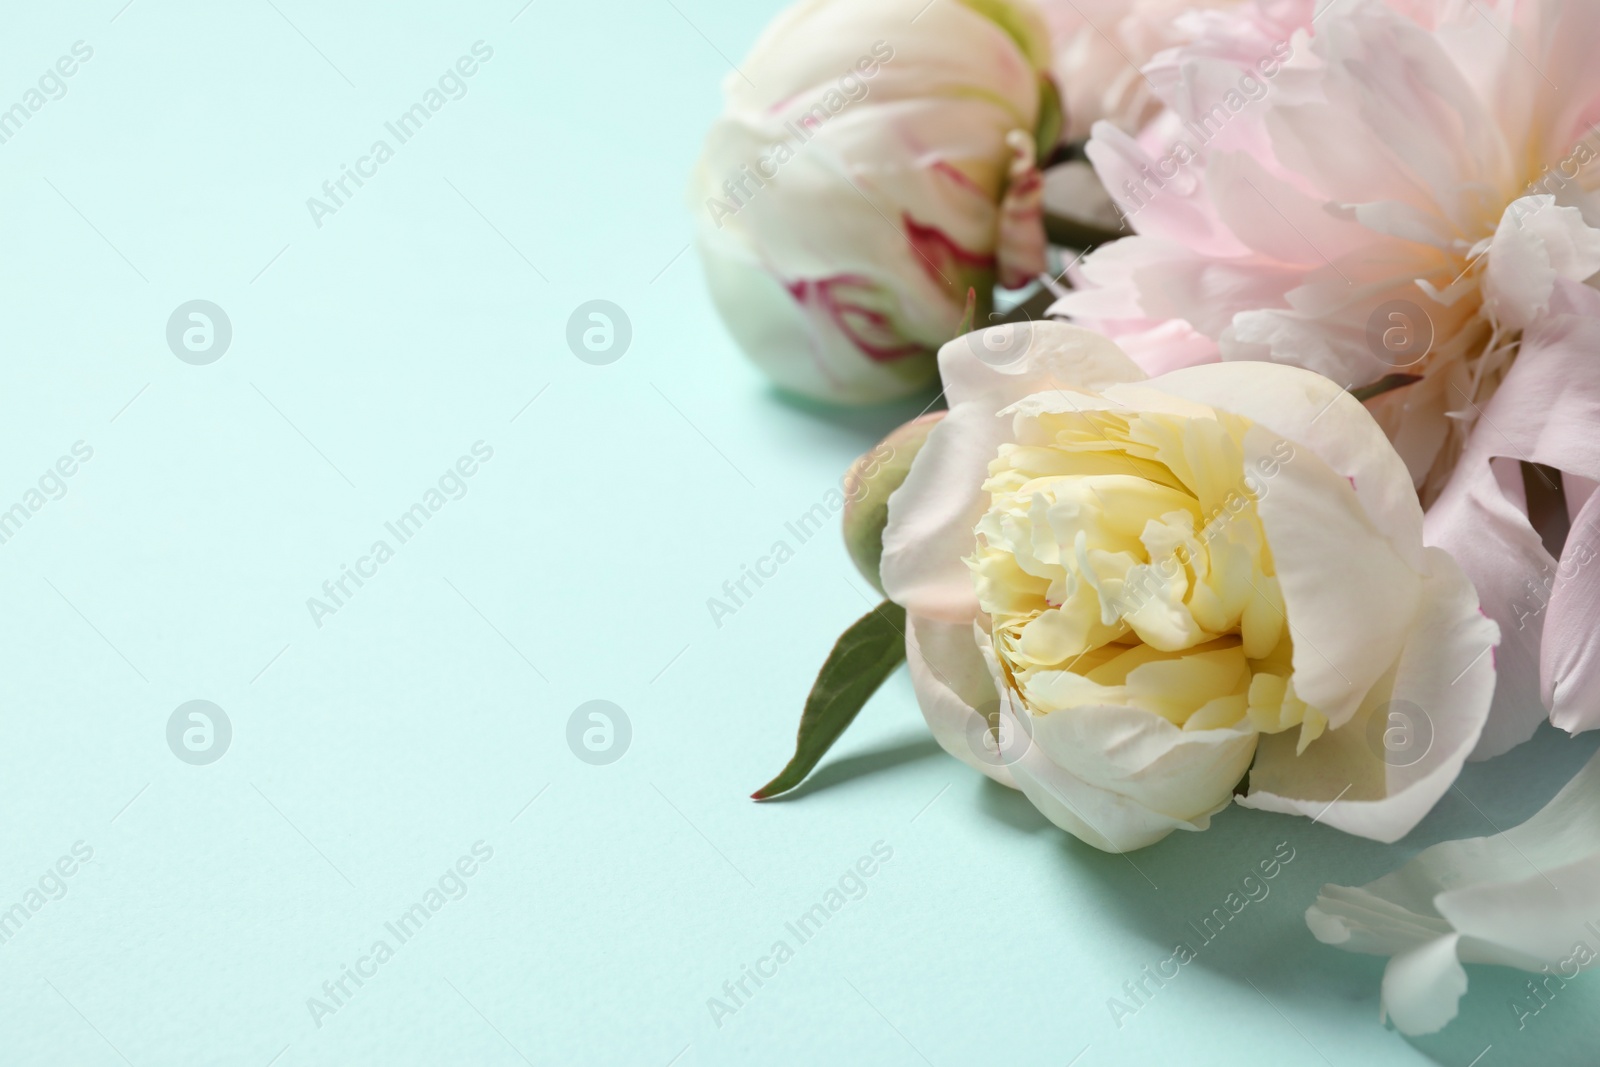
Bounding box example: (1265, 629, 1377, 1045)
(1038, 0, 1250, 142)
(1057, 0, 1600, 754)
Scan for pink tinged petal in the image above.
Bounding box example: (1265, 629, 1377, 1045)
(994, 131, 1047, 290)
(904, 613, 1016, 788)
(1097, 319, 1220, 377)
(1424, 465, 1550, 758)
(1483, 196, 1600, 332)
(1541, 488, 1600, 732)
(1083, 121, 1240, 256)
(1426, 280, 1600, 753)
(880, 322, 1144, 621)
(1051, 236, 1182, 323)
(1566, 472, 1597, 523)
(1312, 3, 1507, 210)
(1205, 149, 1371, 265)
(1239, 549, 1497, 843)
(1265, 97, 1438, 218)
(783, 275, 934, 363)
(1079, 246, 1302, 340)
(1518, 281, 1600, 482)
(928, 158, 988, 199)
(902, 213, 996, 297)
(1225, 305, 1385, 388)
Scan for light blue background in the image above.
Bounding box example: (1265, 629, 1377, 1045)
(0, 2, 1595, 1064)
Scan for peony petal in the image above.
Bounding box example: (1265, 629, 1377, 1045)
(1243, 421, 1422, 727)
(1239, 550, 1497, 842)
(1148, 361, 1427, 570)
(1483, 196, 1600, 332)
(1542, 487, 1600, 732)
(690, 0, 1053, 403)
(1092, 318, 1221, 377)
(1027, 701, 1257, 828)
(1426, 280, 1600, 754)
(881, 322, 1143, 620)
(1379, 934, 1468, 1036)
(904, 612, 1016, 788)
(997, 689, 1226, 852)
(1307, 748, 1600, 1034)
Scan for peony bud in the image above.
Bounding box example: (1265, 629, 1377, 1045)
(689, 0, 1056, 404)
(842, 411, 946, 593)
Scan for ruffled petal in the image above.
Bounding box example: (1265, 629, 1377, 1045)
(881, 322, 1144, 620)
(1484, 196, 1600, 332)
(1425, 280, 1600, 753)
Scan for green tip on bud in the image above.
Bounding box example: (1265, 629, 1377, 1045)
(841, 411, 946, 594)
(957, 287, 978, 339)
(1034, 73, 1063, 163)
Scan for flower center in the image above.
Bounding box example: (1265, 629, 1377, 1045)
(969, 402, 1327, 749)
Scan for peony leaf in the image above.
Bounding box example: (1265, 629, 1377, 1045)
(752, 600, 908, 800)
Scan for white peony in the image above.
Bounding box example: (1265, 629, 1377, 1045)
(880, 320, 1498, 851)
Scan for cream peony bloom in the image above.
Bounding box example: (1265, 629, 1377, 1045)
(880, 320, 1497, 851)
(690, 0, 1056, 404)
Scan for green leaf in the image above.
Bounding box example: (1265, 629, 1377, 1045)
(752, 601, 908, 800)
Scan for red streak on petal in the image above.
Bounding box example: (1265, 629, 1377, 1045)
(930, 159, 988, 198)
(903, 214, 994, 290)
(783, 274, 931, 363)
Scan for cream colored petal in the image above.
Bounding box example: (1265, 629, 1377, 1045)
(904, 612, 1016, 788)
(1240, 551, 1496, 842)
(882, 322, 1143, 621)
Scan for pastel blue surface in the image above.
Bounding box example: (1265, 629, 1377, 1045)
(1, 2, 1596, 1065)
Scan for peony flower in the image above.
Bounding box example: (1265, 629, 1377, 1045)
(1037, 0, 1246, 142)
(1056, 0, 1600, 753)
(879, 320, 1497, 851)
(1424, 281, 1600, 754)
(1307, 746, 1600, 1036)
(689, 0, 1057, 404)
